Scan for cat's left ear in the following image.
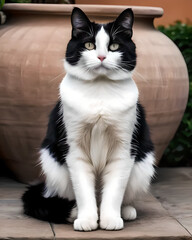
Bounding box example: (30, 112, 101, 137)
(71, 7, 92, 37)
(113, 8, 134, 37)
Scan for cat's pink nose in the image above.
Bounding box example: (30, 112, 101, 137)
(98, 56, 106, 62)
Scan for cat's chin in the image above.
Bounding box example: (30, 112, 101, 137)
(107, 70, 133, 81)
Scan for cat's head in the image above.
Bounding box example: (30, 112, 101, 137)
(64, 7, 136, 81)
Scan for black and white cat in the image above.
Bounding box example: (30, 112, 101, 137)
(22, 7, 155, 231)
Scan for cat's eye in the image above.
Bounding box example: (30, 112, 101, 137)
(109, 43, 120, 51)
(85, 42, 95, 50)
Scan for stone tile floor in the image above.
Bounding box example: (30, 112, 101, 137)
(0, 168, 192, 239)
(151, 168, 192, 237)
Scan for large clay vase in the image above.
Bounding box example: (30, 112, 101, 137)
(0, 4, 189, 183)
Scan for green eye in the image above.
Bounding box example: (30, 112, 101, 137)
(85, 42, 95, 50)
(109, 43, 119, 51)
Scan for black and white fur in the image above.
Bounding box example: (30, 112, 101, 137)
(22, 7, 155, 231)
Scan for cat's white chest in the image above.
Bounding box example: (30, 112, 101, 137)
(60, 74, 138, 171)
(60, 74, 138, 120)
(89, 117, 109, 172)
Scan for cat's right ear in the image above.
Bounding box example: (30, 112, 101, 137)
(71, 8, 92, 37)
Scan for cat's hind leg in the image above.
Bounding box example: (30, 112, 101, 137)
(22, 147, 76, 223)
(122, 152, 155, 221)
(22, 101, 77, 223)
(40, 147, 78, 222)
(40, 148, 75, 201)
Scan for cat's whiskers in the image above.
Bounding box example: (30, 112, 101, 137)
(66, 56, 76, 59)
(121, 60, 137, 64)
(120, 60, 148, 82)
(84, 65, 94, 75)
(58, 137, 68, 142)
(121, 62, 135, 69)
(49, 71, 66, 83)
(85, 62, 98, 69)
(132, 69, 148, 83)
(86, 61, 124, 73)
(107, 61, 129, 72)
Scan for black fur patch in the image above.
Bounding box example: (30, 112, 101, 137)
(131, 103, 154, 162)
(103, 8, 136, 72)
(66, 22, 101, 65)
(41, 101, 69, 165)
(22, 183, 76, 223)
(103, 22, 136, 72)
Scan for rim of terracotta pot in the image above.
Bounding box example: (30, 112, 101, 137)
(3, 4, 163, 18)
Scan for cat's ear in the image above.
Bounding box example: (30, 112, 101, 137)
(113, 8, 134, 37)
(71, 7, 92, 37)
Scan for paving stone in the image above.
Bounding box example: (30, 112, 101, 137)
(0, 187, 25, 200)
(1, 169, 192, 240)
(53, 195, 191, 239)
(0, 199, 24, 219)
(0, 198, 54, 239)
(0, 218, 54, 240)
(0, 177, 53, 239)
(152, 168, 192, 237)
(178, 217, 192, 235)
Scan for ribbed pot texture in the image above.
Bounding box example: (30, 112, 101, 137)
(0, 4, 189, 183)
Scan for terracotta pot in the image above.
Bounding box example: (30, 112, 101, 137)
(75, 0, 192, 27)
(0, 4, 189, 183)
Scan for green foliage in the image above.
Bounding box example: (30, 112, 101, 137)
(0, 0, 5, 9)
(158, 22, 192, 166)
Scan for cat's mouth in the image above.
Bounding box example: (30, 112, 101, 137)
(93, 64, 110, 71)
(92, 65, 109, 76)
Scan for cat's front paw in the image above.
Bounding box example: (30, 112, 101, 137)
(74, 218, 98, 231)
(100, 216, 124, 230)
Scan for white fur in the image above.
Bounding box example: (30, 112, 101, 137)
(90, 117, 109, 173)
(67, 205, 78, 223)
(122, 206, 137, 221)
(95, 26, 109, 58)
(40, 27, 154, 231)
(60, 27, 141, 231)
(40, 148, 74, 200)
(123, 152, 155, 204)
(60, 39, 139, 230)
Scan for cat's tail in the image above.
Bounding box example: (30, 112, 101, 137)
(22, 183, 76, 223)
